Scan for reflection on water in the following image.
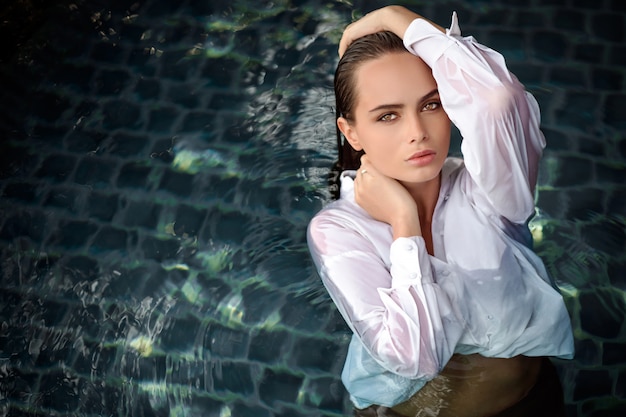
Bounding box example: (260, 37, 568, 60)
(0, 0, 625, 416)
(1, 0, 349, 415)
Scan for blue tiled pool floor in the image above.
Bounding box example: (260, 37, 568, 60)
(0, 0, 625, 416)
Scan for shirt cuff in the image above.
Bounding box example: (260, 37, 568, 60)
(403, 13, 460, 67)
(389, 236, 432, 286)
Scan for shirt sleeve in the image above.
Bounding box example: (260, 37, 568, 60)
(307, 211, 453, 379)
(403, 13, 546, 224)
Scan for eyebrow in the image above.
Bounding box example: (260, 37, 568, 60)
(368, 88, 440, 113)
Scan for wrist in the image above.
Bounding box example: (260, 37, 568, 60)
(392, 216, 421, 239)
(386, 6, 446, 36)
(384, 5, 421, 38)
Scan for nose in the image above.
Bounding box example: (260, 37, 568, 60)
(407, 113, 427, 143)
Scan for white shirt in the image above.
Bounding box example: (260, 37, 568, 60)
(307, 13, 574, 408)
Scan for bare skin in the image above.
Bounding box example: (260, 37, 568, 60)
(339, 5, 544, 416)
(392, 353, 542, 417)
(338, 6, 445, 58)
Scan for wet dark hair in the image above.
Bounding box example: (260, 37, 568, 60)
(329, 31, 407, 199)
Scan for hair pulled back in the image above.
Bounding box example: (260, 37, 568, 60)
(329, 31, 407, 199)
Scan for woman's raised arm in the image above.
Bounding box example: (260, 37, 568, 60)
(338, 6, 445, 57)
(341, 5, 545, 223)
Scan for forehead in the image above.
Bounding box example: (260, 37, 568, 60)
(354, 52, 437, 109)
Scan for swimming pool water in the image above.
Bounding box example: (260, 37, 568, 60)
(0, 0, 625, 416)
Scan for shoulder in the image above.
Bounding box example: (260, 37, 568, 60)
(309, 170, 371, 232)
(307, 186, 391, 259)
(441, 156, 493, 214)
(443, 156, 464, 177)
(308, 198, 365, 235)
(307, 198, 382, 267)
(441, 156, 466, 190)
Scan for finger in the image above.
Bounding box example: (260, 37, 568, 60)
(338, 24, 371, 57)
(358, 159, 369, 176)
(338, 25, 356, 57)
(358, 164, 374, 180)
(357, 157, 371, 180)
(338, 10, 387, 56)
(360, 154, 371, 168)
(338, 13, 375, 57)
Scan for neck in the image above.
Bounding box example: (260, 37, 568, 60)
(401, 173, 441, 223)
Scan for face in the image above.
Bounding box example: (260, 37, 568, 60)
(337, 51, 451, 187)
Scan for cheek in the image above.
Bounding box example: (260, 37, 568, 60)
(430, 116, 451, 139)
(356, 127, 385, 152)
(441, 122, 452, 141)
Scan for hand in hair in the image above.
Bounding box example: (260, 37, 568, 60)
(338, 6, 445, 58)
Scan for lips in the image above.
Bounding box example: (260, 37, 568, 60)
(408, 150, 435, 160)
(406, 150, 436, 166)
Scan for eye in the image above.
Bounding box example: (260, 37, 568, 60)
(422, 101, 441, 111)
(378, 113, 398, 122)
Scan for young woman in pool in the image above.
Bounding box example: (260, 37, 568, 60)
(307, 5, 574, 417)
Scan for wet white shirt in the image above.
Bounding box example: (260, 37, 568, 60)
(307, 14, 574, 408)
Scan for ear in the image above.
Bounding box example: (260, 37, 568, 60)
(337, 117, 363, 151)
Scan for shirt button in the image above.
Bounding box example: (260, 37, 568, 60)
(409, 272, 418, 280)
(487, 315, 493, 320)
(443, 194, 450, 201)
(405, 243, 415, 251)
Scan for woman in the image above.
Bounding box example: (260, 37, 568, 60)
(307, 5, 574, 417)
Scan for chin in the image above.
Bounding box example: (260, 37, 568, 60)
(405, 167, 442, 184)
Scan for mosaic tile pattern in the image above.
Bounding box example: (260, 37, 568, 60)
(0, 0, 625, 416)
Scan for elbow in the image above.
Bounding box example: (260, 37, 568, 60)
(484, 83, 524, 118)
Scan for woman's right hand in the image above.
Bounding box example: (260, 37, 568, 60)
(355, 155, 422, 239)
(338, 6, 445, 57)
